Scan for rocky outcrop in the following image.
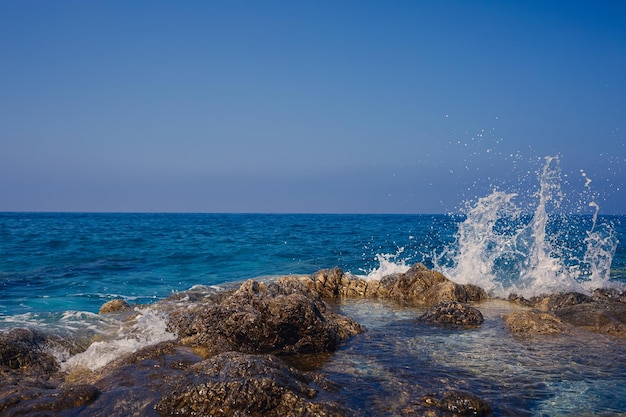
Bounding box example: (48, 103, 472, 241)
(303, 263, 488, 306)
(168, 276, 363, 357)
(99, 299, 131, 314)
(0, 329, 98, 416)
(508, 291, 626, 337)
(503, 310, 569, 335)
(156, 351, 350, 417)
(419, 301, 484, 328)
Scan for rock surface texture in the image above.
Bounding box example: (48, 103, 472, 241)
(14, 264, 626, 415)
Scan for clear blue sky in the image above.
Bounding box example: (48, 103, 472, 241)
(1, 1, 625, 213)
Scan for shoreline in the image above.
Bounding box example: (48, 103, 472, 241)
(2, 264, 626, 416)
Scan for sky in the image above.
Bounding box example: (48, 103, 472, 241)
(1, 1, 625, 214)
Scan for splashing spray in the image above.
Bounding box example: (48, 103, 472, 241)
(440, 156, 619, 298)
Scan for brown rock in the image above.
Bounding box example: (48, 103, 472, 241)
(422, 390, 493, 416)
(502, 310, 568, 335)
(419, 301, 484, 328)
(155, 351, 350, 417)
(168, 277, 363, 356)
(99, 299, 131, 314)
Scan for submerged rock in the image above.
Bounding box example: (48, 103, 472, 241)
(168, 276, 363, 356)
(421, 390, 493, 416)
(156, 351, 350, 417)
(419, 301, 484, 328)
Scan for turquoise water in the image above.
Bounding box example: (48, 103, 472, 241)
(2, 211, 626, 416)
(0, 212, 623, 318)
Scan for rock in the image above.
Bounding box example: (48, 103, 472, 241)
(522, 291, 626, 338)
(99, 299, 131, 314)
(418, 301, 484, 328)
(422, 390, 493, 416)
(502, 310, 568, 335)
(0, 328, 61, 374)
(554, 302, 626, 337)
(155, 351, 350, 417)
(0, 381, 99, 416)
(168, 277, 363, 356)
(529, 292, 594, 312)
(304, 264, 488, 307)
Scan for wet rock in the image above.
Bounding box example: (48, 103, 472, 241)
(0, 376, 99, 416)
(502, 310, 568, 335)
(74, 342, 202, 416)
(523, 291, 626, 338)
(304, 264, 488, 307)
(156, 351, 349, 417)
(530, 292, 594, 312)
(554, 302, 626, 337)
(0, 328, 61, 374)
(168, 277, 363, 356)
(422, 390, 493, 416)
(99, 299, 131, 314)
(419, 301, 484, 328)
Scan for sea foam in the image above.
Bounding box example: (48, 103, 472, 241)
(60, 306, 176, 372)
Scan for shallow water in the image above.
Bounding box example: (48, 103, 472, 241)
(321, 299, 626, 416)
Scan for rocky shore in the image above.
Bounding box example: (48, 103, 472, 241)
(2, 263, 626, 416)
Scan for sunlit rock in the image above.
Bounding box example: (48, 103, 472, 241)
(98, 299, 131, 314)
(168, 277, 363, 356)
(502, 310, 568, 335)
(303, 263, 488, 306)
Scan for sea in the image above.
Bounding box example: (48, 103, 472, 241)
(2, 156, 626, 416)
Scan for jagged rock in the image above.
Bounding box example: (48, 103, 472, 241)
(529, 292, 594, 312)
(502, 310, 568, 335)
(418, 301, 484, 328)
(422, 390, 493, 416)
(155, 351, 350, 417)
(303, 263, 488, 307)
(520, 291, 626, 338)
(0, 328, 61, 374)
(168, 277, 363, 356)
(99, 299, 131, 314)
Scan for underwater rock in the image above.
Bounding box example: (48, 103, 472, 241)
(304, 263, 488, 306)
(418, 301, 484, 328)
(99, 298, 131, 314)
(155, 351, 350, 417)
(168, 277, 363, 356)
(422, 390, 493, 416)
(502, 310, 568, 335)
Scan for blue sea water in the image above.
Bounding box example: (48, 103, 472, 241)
(0, 211, 624, 318)
(0, 213, 445, 316)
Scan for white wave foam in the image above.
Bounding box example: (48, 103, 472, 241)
(361, 248, 411, 281)
(61, 306, 176, 372)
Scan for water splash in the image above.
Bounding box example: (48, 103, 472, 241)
(361, 248, 411, 281)
(439, 156, 619, 298)
(60, 306, 176, 372)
